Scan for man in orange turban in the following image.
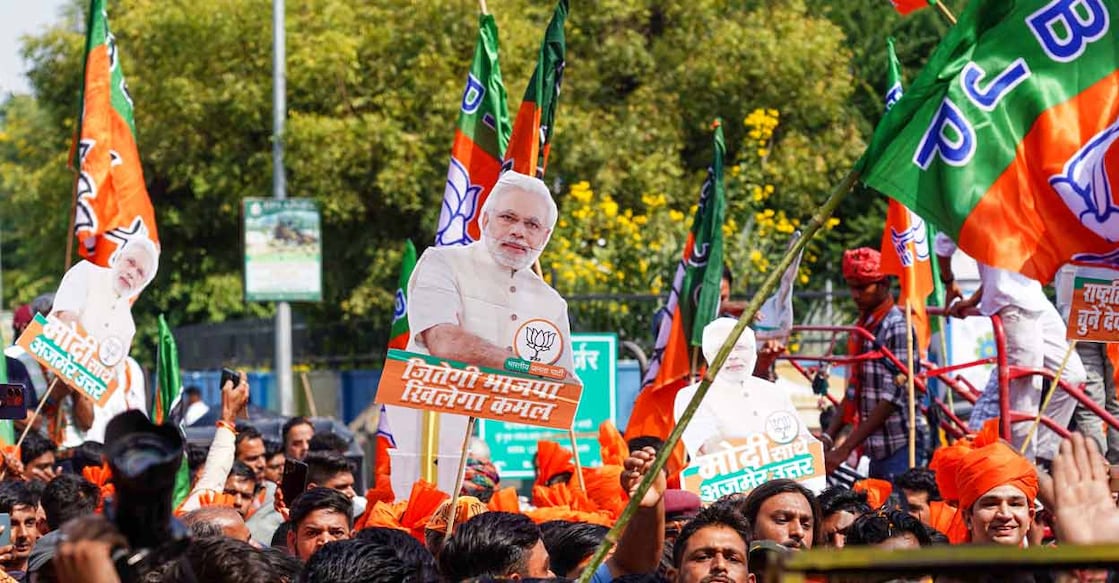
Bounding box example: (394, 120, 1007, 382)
(954, 442, 1038, 545)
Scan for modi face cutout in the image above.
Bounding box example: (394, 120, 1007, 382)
(480, 172, 557, 272)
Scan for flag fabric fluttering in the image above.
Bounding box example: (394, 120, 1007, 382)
(72, 0, 160, 266)
(625, 122, 728, 478)
(877, 37, 935, 355)
(435, 14, 512, 247)
(388, 240, 417, 350)
(153, 314, 191, 508)
(502, 0, 568, 178)
(890, 0, 932, 16)
(860, 0, 1119, 285)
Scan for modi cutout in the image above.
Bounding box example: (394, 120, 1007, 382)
(406, 171, 577, 378)
(50, 238, 160, 372)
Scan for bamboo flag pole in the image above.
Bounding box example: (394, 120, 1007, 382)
(478, 0, 488, 15)
(929, 0, 958, 25)
(576, 169, 860, 583)
(445, 416, 478, 536)
(569, 427, 587, 492)
(1019, 340, 1078, 455)
(905, 300, 917, 468)
(299, 371, 319, 417)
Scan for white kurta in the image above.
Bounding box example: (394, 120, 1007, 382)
(406, 241, 576, 374)
(51, 260, 137, 368)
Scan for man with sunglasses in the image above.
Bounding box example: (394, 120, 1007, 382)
(823, 247, 927, 480)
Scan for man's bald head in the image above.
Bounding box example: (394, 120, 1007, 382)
(183, 506, 252, 543)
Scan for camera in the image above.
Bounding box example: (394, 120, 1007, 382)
(103, 410, 191, 581)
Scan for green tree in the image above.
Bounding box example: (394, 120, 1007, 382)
(1, 0, 898, 364)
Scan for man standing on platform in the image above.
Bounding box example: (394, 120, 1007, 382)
(823, 247, 926, 480)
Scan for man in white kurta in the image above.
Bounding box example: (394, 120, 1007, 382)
(407, 171, 576, 376)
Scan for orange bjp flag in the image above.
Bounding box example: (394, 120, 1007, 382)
(72, 0, 159, 266)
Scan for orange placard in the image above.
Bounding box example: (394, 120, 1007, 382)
(376, 350, 582, 430)
(1068, 269, 1119, 343)
(16, 314, 119, 407)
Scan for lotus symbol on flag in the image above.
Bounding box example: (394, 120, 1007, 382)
(436, 158, 482, 247)
(1051, 120, 1119, 243)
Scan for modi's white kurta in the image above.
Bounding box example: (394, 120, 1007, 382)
(675, 378, 807, 458)
(406, 241, 575, 374)
(51, 260, 136, 368)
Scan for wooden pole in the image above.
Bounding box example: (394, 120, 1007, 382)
(569, 427, 586, 492)
(420, 411, 440, 483)
(1020, 340, 1078, 455)
(905, 300, 917, 468)
(576, 169, 860, 583)
(445, 416, 477, 536)
(930, 0, 958, 25)
(478, 0, 488, 15)
(299, 371, 318, 417)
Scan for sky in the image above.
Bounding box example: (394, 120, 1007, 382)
(0, 0, 68, 97)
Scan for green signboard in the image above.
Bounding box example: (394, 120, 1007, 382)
(479, 333, 617, 480)
(243, 198, 322, 302)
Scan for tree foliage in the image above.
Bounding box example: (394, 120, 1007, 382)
(0, 0, 950, 363)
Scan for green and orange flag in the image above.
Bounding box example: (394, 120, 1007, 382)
(73, 0, 159, 266)
(860, 0, 1118, 284)
(435, 13, 511, 247)
(878, 37, 934, 355)
(502, 0, 568, 178)
(625, 121, 727, 478)
(388, 240, 417, 350)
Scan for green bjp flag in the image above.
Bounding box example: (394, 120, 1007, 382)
(859, 0, 1119, 284)
(153, 314, 191, 508)
(389, 240, 417, 349)
(502, 0, 568, 179)
(435, 13, 512, 247)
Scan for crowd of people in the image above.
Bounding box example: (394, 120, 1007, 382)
(3, 173, 1119, 581)
(0, 360, 1114, 583)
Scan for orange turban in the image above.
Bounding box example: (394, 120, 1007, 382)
(425, 496, 488, 535)
(947, 441, 1037, 544)
(929, 441, 972, 503)
(853, 478, 894, 509)
(842, 248, 885, 285)
(534, 441, 575, 487)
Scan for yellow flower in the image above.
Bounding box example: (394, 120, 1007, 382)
(757, 148, 769, 158)
(669, 210, 685, 222)
(799, 273, 809, 285)
(826, 217, 841, 229)
(750, 250, 763, 262)
(767, 108, 779, 118)
(764, 184, 775, 194)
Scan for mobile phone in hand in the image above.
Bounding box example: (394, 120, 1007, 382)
(0, 384, 28, 421)
(220, 368, 240, 390)
(0, 513, 10, 547)
(281, 459, 309, 506)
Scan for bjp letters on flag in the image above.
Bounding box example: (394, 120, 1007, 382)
(860, 0, 1119, 285)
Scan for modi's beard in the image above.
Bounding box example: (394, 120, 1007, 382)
(481, 229, 545, 271)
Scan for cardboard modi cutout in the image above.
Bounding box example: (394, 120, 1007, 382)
(18, 238, 159, 406)
(675, 318, 825, 502)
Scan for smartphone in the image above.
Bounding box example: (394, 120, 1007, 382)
(220, 368, 240, 390)
(281, 459, 309, 505)
(0, 384, 28, 421)
(0, 513, 10, 547)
